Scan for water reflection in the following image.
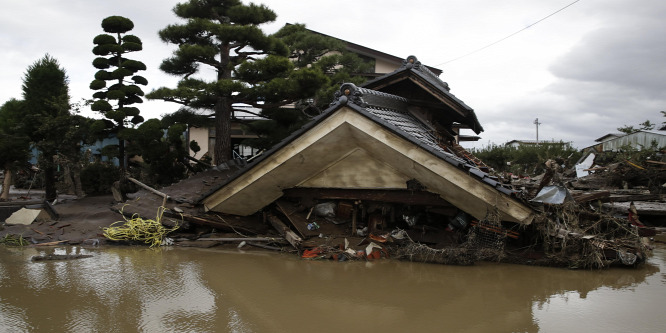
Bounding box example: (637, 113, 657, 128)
(0, 244, 663, 332)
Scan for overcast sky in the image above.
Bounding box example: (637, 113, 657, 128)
(2, 0, 664, 149)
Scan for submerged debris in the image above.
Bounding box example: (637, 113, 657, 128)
(0, 234, 29, 246)
(31, 254, 93, 261)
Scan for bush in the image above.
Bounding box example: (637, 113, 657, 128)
(80, 163, 120, 194)
(472, 142, 581, 176)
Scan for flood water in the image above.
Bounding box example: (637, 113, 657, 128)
(1, 244, 665, 333)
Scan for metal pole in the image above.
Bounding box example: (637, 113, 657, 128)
(534, 118, 541, 144)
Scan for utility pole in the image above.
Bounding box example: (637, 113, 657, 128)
(534, 118, 541, 145)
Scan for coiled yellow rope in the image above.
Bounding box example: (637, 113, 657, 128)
(103, 206, 179, 247)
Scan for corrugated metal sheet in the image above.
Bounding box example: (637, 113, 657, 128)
(601, 131, 666, 151)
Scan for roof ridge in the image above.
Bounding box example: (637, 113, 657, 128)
(402, 55, 450, 92)
(331, 83, 408, 111)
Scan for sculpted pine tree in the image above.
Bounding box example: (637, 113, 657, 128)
(90, 16, 147, 171)
(148, 0, 328, 164)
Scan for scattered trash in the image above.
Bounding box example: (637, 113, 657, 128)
(313, 202, 336, 218)
(306, 222, 320, 230)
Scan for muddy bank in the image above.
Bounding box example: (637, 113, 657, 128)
(0, 194, 119, 245)
(1, 164, 660, 270)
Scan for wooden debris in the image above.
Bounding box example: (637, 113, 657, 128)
(162, 211, 256, 235)
(33, 240, 68, 246)
(275, 199, 311, 238)
(572, 191, 611, 204)
(246, 242, 284, 251)
(267, 214, 302, 249)
(127, 177, 169, 207)
(197, 237, 286, 243)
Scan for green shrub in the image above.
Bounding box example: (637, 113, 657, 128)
(472, 141, 581, 176)
(80, 163, 120, 194)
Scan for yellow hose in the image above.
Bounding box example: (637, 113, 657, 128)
(103, 206, 179, 247)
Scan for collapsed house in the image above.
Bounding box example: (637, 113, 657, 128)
(110, 56, 651, 269)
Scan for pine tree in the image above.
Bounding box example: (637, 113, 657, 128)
(240, 24, 373, 150)
(147, 0, 329, 164)
(0, 99, 30, 200)
(90, 16, 148, 171)
(21, 55, 72, 200)
(274, 23, 373, 115)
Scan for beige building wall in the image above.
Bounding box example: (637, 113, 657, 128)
(189, 127, 209, 157)
(375, 58, 400, 74)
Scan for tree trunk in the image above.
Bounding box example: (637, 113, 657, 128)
(62, 164, 75, 195)
(44, 165, 57, 201)
(1, 166, 12, 201)
(213, 97, 232, 165)
(212, 42, 234, 166)
(119, 137, 126, 172)
(72, 164, 85, 198)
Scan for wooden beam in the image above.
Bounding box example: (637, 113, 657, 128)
(267, 214, 302, 249)
(282, 188, 453, 206)
(275, 199, 311, 238)
(610, 194, 663, 202)
(163, 211, 257, 235)
(572, 191, 611, 204)
(197, 237, 286, 243)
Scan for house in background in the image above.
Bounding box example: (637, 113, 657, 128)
(301, 25, 442, 79)
(588, 130, 666, 152)
(188, 30, 480, 162)
(593, 133, 624, 145)
(505, 140, 572, 149)
(575, 130, 666, 177)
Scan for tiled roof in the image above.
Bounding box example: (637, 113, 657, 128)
(362, 55, 483, 134)
(199, 83, 514, 203)
(332, 83, 514, 195)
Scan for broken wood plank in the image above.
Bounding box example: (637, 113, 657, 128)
(603, 201, 666, 216)
(282, 188, 454, 206)
(610, 194, 663, 202)
(127, 177, 169, 207)
(246, 242, 284, 251)
(351, 205, 357, 237)
(267, 214, 302, 249)
(33, 240, 68, 246)
(162, 211, 257, 235)
(470, 221, 519, 239)
(275, 199, 312, 238)
(29, 227, 53, 239)
(572, 191, 611, 204)
(42, 200, 59, 220)
(197, 237, 286, 243)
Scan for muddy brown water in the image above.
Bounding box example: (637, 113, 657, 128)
(1, 245, 665, 333)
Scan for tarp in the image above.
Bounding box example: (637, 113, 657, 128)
(575, 153, 596, 178)
(531, 185, 573, 205)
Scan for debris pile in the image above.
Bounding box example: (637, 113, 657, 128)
(103, 154, 658, 270)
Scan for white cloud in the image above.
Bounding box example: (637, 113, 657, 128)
(1, 0, 664, 149)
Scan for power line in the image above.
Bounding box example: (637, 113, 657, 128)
(434, 0, 581, 67)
